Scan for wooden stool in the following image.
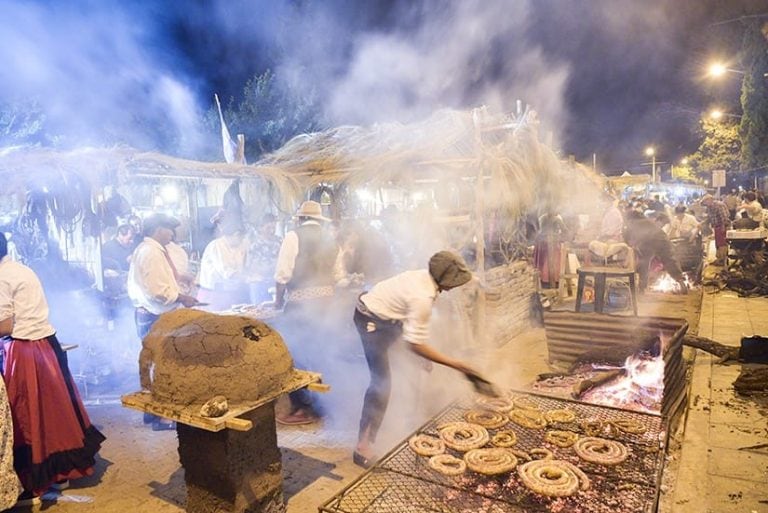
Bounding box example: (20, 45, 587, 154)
(575, 267, 638, 315)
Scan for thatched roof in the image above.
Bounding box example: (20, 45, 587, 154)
(256, 107, 606, 218)
(0, 145, 304, 211)
(0, 107, 606, 219)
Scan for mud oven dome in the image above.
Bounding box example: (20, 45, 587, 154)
(122, 309, 321, 513)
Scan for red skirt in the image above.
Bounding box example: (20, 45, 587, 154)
(533, 240, 562, 284)
(2, 335, 105, 494)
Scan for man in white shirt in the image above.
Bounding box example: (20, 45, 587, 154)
(272, 201, 340, 425)
(273, 201, 339, 308)
(740, 192, 764, 225)
(127, 214, 199, 431)
(667, 206, 700, 242)
(166, 236, 195, 295)
(352, 251, 488, 468)
(0, 233, 105, 501)
(127, 213, 199, 339)
(197, 222, 250, 310)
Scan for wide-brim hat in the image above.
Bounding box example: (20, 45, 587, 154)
(295, 200, 330, 222)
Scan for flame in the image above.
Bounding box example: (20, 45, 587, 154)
(581, 336, 666, 415)
(649, 272, 694, 294)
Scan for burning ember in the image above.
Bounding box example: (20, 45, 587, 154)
(580, 350, 664, 414)
(650, 272, 694, 293)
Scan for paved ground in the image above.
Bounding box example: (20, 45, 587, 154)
(5, 271, 767, 513)
(666, 278, 768, 513)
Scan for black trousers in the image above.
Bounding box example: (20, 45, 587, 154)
(354, 308, 401, 444)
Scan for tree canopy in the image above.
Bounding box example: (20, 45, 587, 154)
(738, 20, 768, 174)
(685, 117, 741, 180)
(202, 70, 323, 163)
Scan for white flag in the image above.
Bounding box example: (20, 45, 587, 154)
(214, 93, 240, 164)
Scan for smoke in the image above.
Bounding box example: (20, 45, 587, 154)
(274, 0, 571, 144)
(0, 1, 203, 153)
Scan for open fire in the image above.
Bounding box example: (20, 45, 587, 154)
(580, 349, 665, 414)
(649, 272, 695, 294)
(543, 312, 689, 419)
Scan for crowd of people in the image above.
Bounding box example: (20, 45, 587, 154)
(108, 200, 487, 454)
(4, 184, 767, 508)
(533, 188, 768, 295)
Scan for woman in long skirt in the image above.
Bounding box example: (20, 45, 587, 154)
(0, 233, 105, 499)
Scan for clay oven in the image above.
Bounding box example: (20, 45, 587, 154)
(125, 310, 321, 513)
(139, 309, 294, 405)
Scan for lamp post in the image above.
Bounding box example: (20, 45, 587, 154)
(645, 146, 656, 183)
(708, 61, 767, 79)
(708, 108, 742, 121)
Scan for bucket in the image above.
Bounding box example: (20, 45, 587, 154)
(740, 336, 768, 363)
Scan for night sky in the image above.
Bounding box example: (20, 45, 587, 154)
(0, 0, 765, 174)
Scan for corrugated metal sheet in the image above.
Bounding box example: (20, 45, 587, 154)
(543, 311, 688, 418)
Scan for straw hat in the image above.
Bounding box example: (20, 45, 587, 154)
(295, 200, 330, 222)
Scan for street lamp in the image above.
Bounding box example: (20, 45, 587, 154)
(707, 61, 744, 78)
(680, 158, 689, 166)
(707, 60, 766, 78)
(708, 108, 741, 121)
(645, 146, 656, 183)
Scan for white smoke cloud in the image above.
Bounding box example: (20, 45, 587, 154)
(0, 1, 202, 152)
(275, 0, 571, 145)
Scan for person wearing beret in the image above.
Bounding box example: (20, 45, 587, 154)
(352, 250, 487, 468)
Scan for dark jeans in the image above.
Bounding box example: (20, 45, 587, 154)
(354, 308, 401, 444)
(135, 308, 160, 339)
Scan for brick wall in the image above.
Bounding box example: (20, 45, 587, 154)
(436, 261, 536, 352)
(483, 261, 537, 347)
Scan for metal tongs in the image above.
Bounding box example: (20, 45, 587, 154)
(464, 372, 502, 398)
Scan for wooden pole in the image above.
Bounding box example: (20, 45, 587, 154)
(472, 108, 487, 347)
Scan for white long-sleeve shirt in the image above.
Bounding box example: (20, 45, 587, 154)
(360, 269, 439, 345)
(0, 256, 55, 340)
(127, 237, 181, 315)
(198, 237, 247, 289)
(166, 242, 189, 275)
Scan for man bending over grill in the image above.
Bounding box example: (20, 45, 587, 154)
(623, 211, 687, 293)
(352, 251, 487, 468)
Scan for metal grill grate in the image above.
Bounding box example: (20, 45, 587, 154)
(320, 391, 666, 513)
